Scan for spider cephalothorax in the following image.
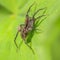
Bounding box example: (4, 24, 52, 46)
(14, 3, 46, 54)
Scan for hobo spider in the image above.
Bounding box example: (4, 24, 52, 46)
(14, 3, 46, 54)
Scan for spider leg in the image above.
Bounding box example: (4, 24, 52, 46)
(26, 3, 35, 16)
(35, 15, 45, 20)
(34, 7, 47, 25)
(24, 41, 35, 54)
(14, 31, 19, 48)
(33, 7, 47, 18)
(35, 17, 47, 27)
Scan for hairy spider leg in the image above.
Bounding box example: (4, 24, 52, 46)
(33, 7, 47, 18)
(14, 31, 19, 48)
(33, 7, 47, 25)
(26, 3, 35, 16)
(35, 15, 45, 20)
(34, 8, 47, 25)
(24, 41, 35, 54)
(33, 8, 47, 34)
(14, 24, 25, 48)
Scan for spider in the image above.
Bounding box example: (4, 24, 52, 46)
(14, 3, 46, 54)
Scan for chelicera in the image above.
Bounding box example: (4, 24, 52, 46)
(14, 3, 46, 54)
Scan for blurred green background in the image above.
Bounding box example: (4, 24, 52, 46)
(0, 0, 60, 60)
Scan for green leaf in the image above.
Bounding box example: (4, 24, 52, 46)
(0, 0, 60, 60)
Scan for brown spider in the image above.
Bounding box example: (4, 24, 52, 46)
(14, 3, 46, 54)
